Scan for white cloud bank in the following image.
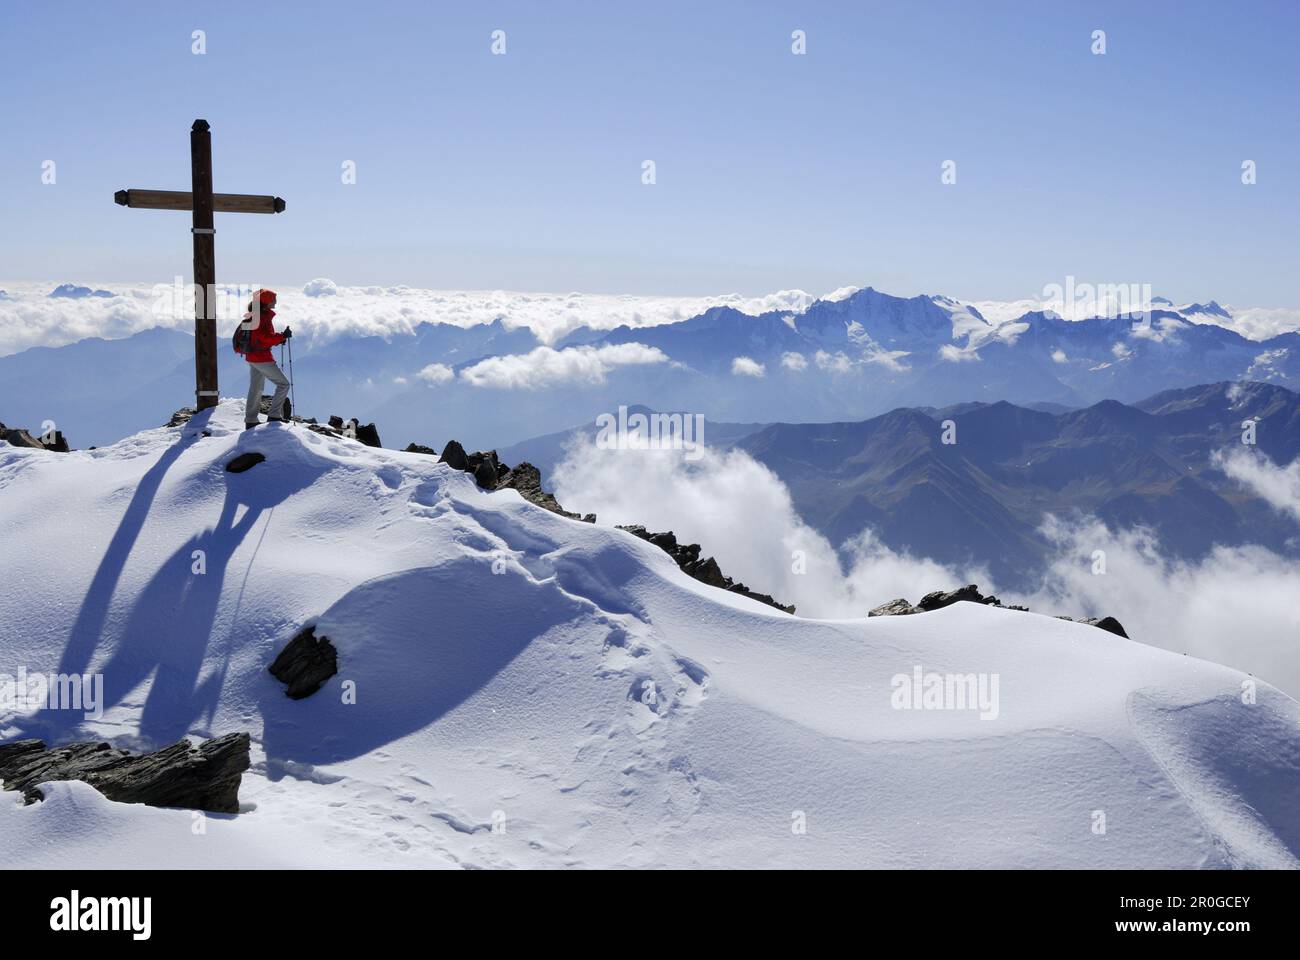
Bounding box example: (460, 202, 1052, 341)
(552, 440, 987, 620)
(1026, 515, 1300, 700)
(1218, 449, 1300, 524)
(4, 279, 1298, 359)
(0, 281, 838, 358)
(458, 342, 667, 389)
(731, 356, 765, 377)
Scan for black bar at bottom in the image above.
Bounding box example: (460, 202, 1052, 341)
(2, 868, 1291, 944)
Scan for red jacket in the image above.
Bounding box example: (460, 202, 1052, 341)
(245, 308, 286, 364)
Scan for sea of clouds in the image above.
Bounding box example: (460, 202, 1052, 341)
(3, 278, 1298, 359)
(552, 439, 1300, 700)
(0, 280, 821, 358)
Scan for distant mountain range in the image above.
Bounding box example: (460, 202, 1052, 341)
(561, 288, 1300, 414)
(503, 382, 1300, 591)
(4, 285, 1298, 449)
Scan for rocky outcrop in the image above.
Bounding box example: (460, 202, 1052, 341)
(867, 584, 1125, 637)
(496, 462, 596, 521)
(353, 422, 381, 448)
(1, 421, 70, 452)
(917, 584, 1025, 612)
(438, 443, 592, 518)
(469, 450, 505, 489)
(869, 584, 1011, 616)
(617, 525, 795, 614)
(867, 598, 918, 617)
(0, 732, 251, 813)
(436, 441, 510, 489)
(258, 395, 292, 420)
(1057, 615, 1129, 638)
(438, 440, 469, 471)
(225, 451, 266, 473)
(304, 415, 380, 447)
(268, 625, 339, 699)
(403, 443, 438, 456)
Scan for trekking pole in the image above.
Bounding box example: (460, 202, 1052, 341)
(288, 335, 296, 418)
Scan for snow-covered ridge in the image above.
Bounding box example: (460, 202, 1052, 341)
(1, 401, 1297, 868)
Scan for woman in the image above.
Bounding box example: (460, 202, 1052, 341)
(241, 288, 293, 429)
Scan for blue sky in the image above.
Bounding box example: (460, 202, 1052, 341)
(2, 0, 1297, 304)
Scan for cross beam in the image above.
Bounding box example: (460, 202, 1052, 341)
(115, 190, 286, 214)
(114, 119, 286, 411)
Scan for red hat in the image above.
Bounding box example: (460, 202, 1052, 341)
(258, 288, 278, 305)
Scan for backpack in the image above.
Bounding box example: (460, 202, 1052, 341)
(233, 320, 253, 355)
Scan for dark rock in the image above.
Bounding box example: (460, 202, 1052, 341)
(617, 524, 795, 614)
(869, 582, 1128, 638)
(225, 452, 266, 473)
(916, 584, 995, 612)
(0, 732, 251, 814)
(4, 429, 45, 450)
(868, 598, 919, 617)
(1057, 615, 1130, 638)
(1089, 616, 1128, 638)
(1, 423, 69, 452)
(257, 395, 292, 420)
(439, 440, 468, 471)
(305, 416, 378, 446)
(496, 462, 582, 518)
(473, 457, 499, 489)
(167, 408, 196, 427)
(268, 625, 338, 699)
(404, 443, 438, 456)
(353, 421, 381, 448)
(40, 430, 70, 453)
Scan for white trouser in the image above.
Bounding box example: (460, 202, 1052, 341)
(246, 360, 290, 423)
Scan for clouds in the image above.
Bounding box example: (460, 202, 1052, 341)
(1026, 515, 1300, 700)
(416, 363, 455, 385)
(939, 343, 980, 363)
(552, 439, 985, 620)
(457, 342, 667, 389)
(4, 278, 1299, 359)
(303, 278, 339, 297)
(731, 356, 765, 377)
(0, 281, 847, 358)
(1217, 449, 1300, 524)
(553, 438, 1300, 698)
(778, 346, 908, 374)
(780, 350, 863, 374)
(814, 349, 855, 373)
(964, 294, 1300, 341)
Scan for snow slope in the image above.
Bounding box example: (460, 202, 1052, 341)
(1, 401, 1297, 868)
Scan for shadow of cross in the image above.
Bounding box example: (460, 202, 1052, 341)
(115, 118, 286, 412)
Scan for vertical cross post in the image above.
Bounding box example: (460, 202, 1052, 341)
(116, 120, 284, 414)
(190, 119, 218, 410)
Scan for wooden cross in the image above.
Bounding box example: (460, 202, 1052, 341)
(115, 119, 286, 411)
